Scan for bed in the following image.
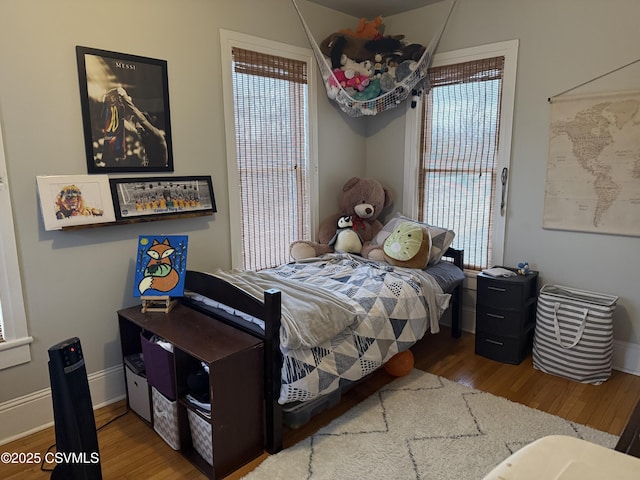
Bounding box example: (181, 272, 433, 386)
(182, 247, 464, 453)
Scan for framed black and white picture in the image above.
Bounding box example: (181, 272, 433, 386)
(109, 176, 216, 221)
(76, 46, 174, 174)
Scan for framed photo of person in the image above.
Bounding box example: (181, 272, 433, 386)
(76, 46, 174, 174)
(109, 176, 216, 221)
(36, 175, 116, 230)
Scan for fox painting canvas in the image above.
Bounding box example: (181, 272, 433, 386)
(133, 235, 188, 298)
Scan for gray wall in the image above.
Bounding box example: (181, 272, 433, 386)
(0, 0, 364, 404)
(367, 0, 640, 347)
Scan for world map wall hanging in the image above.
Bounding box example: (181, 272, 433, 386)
(544, 90, 640, 236)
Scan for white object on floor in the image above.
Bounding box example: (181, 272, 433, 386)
(482, 435, 640, 480)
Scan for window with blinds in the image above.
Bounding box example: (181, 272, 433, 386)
(0, 119, 32, 367)
(231, 47, 311, 271)
(419, 56, 505, 270)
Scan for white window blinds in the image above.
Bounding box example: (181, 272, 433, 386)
(231, 47, 311, 270)
(419, 56, 505, 270)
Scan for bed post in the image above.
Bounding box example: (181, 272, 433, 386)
(263, 288, 283, 453)
(450, 283, 462, 338)
(445, 247, 464, 338)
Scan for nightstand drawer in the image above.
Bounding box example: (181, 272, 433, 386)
(475, 327, 534, 365)
(477, 274, 537, 309)
(476, 303, 535, 337)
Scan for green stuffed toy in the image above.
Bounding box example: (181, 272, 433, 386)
(382, 221, 431, 269)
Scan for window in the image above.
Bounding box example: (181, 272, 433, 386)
(0, 120, 32, 369)
(404, 40, 518, 271)
(220, 30, 318, 270)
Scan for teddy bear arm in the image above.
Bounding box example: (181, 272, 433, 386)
(317, 213, 343, 244)
(354, 218, 383, 244)
(369, 219, 384, 239)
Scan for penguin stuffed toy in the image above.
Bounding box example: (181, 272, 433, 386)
(328, 215, 363, 254)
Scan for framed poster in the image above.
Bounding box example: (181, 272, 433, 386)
(76, 46, 174, 173)
(134, 235, 188, 297)
(36, 175, 116, 230)
(109, 176, 216, 221)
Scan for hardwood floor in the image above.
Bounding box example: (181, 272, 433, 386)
(2, 328, 640, 479)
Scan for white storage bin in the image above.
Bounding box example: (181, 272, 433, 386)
(188, 409, 213, 466)
(152, 386, 180, 450)
(125, 365, 151, 422)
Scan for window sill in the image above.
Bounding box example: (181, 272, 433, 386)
(0, 336, 33, 370)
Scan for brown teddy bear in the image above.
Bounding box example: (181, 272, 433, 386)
(289, 176, 392, 261)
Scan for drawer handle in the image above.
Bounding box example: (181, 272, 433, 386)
(487, 313, 505, 319)
(485, 338, 504, 346)
(487, 286, 507, 292)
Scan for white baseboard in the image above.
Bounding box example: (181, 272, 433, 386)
(613, 339, 640, 376)
(447, 306, 640, 377)
(0, 364, 125, 446)
(2, 337, 638, 446)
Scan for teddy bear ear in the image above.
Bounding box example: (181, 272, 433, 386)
(383, 186, 393, 208)
(342, 176, 362, 192)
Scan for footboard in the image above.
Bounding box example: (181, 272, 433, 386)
(183, 271, 284, 454)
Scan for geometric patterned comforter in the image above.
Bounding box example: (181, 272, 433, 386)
(261, 254, 451, 404)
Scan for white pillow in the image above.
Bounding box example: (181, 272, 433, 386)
(375, 212, 455, 265)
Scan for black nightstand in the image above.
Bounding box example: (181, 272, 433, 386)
(475, 268, 539, 364)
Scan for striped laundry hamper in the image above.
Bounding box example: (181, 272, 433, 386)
(533, 284, 617, 385)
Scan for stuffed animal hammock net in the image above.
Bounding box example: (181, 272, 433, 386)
(292, 0, 457, 117)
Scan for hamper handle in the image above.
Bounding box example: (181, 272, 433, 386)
(552, 302, 587, 349)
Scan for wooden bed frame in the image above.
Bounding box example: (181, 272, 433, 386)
(182, 247, 464, 453)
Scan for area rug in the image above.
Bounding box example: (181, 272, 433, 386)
(242, 369, 617, 480)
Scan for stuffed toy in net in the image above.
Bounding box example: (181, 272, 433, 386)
(292, 0, 457, 117)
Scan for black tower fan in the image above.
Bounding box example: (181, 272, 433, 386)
(48, 337, 102, 479)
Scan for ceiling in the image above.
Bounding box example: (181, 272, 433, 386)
(306, 0, 444, 18)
